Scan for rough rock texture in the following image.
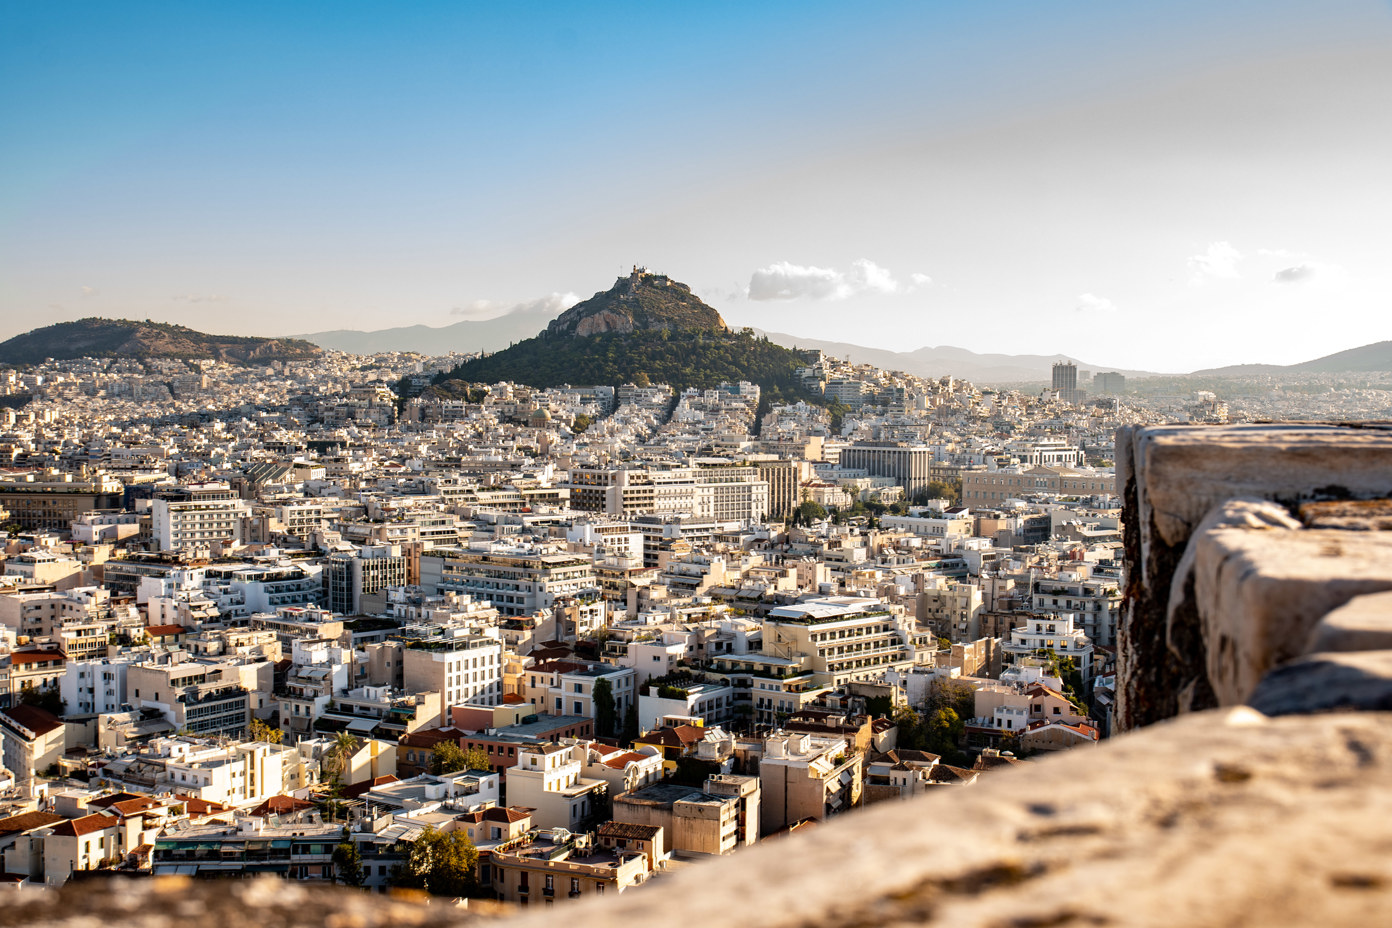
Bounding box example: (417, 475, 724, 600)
(0, 874, 498, 927)
(1306, 591, 1392, 653)
(1117, 422, 1392, 729)
(544, 270, 726, 338)
(1249, 651, 1392, 715)
(1300, 498, 1392, 531)
(1252, 651, 1392, 717)
(15, 711, 1392, 928)
(1190, 526, 1392, 705)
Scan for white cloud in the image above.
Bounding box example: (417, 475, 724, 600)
(1075, 292, 1116, 313)
(1272, 264, 1315, 284)
(1187, 241, 1243, 283)
(173, 294, 227, 303)
(909, 272, 933, 290)
(451, 291, 579, 320)
(80, 285, 98, 298)
(747, 259, 911, 301)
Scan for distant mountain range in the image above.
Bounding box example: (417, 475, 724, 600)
(297, 302, 1161, 382)
(296, 304, 557, 355)
(751, 332, 1165, 384)
(1193, 341, 1392, 377)
(0, 318, 322, 365)
(11, 304, 1386, 385)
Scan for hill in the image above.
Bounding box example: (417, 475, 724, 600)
(0, 318, 323, 366)
(1194, 340, 1392, 376)
(544, 268, 725, 337)
(434, 271, 812, 404)
(297, 303, 557, 354)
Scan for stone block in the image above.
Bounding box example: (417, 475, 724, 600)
(1191, 526, 1392, 706)
(1250, 650, 1392, 715)
(1116, 422, 1392, 730)
(1305, 591, 1392, 654)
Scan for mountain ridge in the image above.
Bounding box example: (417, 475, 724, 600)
(0, 318, 322, 366)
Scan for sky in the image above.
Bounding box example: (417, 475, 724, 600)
(3, 0, 1391, 372)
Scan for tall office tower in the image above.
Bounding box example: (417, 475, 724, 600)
(1052, 361, 1079, 404)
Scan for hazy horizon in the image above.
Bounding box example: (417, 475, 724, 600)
(5, 1, 1391, 372)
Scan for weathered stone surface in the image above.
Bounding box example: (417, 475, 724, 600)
(1250, 651, 1392, 715)
(0, 874, 498, 928)
(1127, 423, 1392, 550)
(1300, 498, 1392, 531)
(1117, 422, 1392, 730)
(1191, 526, 1392, 706)
(1305, 591, 1392, 654)
(11, 711, 1392, 928)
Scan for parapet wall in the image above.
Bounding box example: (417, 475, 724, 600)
(1115, 422, 1392, 728)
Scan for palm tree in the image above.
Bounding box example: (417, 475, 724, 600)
(326, 732, 358, 785)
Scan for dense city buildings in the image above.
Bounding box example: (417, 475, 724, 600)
(0, 340, 1382, 901)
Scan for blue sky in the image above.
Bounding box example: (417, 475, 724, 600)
(4, 1, 1391, 371)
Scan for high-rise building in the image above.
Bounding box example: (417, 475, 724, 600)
(1051, 361, 1078, 403)
(1094, 371, 1127, 394)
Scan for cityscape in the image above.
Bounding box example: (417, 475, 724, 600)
(3, 2, 1391, 924)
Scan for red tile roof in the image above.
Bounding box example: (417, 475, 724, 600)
(249, 795, 317, 817)
(49, 813, 118, 837)
(9, 650, 65, 665)
(145, 625, 188, 636)
(603, 751, 655, 769)
(0, 811, 65, 836)
(0, 704, 64, 737)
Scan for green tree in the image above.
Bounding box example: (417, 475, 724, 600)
(893, 706, 926, 751)
(925, 707, 965, 757)
(593, 677, 617, 738)
(794, 500, 828, 525)
(249, 718, 284, 744)
(19, 685, 65, 717)
(430, 741, 468, 775)
(462, 745, 492, 772)
(572, 413, 593, 433)
(333, 843, 364, 887)
(389, 826, 480, 898)
(864, 695, 895, 719)
(622, 702, 640, 743)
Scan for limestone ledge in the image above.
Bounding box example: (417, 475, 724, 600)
(1190, 520, 1392, 705)
(8, 710, 1392, 928)
(1117, 422, 1392, 729)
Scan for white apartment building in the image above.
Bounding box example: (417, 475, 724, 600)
(402, 631, 503, 712)
(1030, 571, 1123, 648)
(421, 545, 598, 618)
(1001, 613, 1094, 683)
(61, 657, 135, 715)
(762, 597, 922, 687)
(151, 484, 250, 551)
(549, 664, 636, 723)
(505, 742, 608, 830)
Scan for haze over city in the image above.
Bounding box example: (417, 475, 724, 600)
(4, 1, 1391, 371)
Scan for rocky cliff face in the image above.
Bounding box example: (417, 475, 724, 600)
(544, 268, 726, 338)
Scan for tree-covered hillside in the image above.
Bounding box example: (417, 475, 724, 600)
(436, 326, 820, 406)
